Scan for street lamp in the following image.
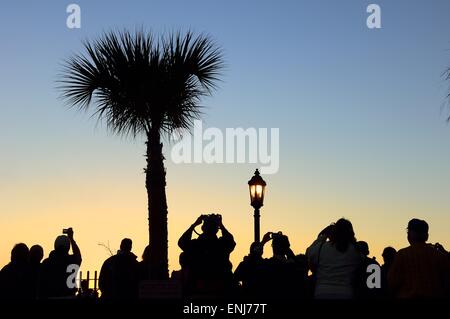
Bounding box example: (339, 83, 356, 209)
(248, 169, 266, 243)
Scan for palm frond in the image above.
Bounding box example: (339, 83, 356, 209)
(57, 29, 224, 138)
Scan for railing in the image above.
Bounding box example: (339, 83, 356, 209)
(77, 270, 99, 298)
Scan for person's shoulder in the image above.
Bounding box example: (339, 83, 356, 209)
(103, 255, 115, 264)
(0, 263, 12, 273)
(294, 254, 308, 263)
(366, 257, 380, 266)
(129, 253, 138, 263)
(41, 257, 50, 265)
(426, 245, 450, 260)
(395, 246, 412, 258)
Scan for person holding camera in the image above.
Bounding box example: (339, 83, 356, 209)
(38, 227, 82, 299)
(306, 218, 363, 299)
(178, 213, 236, 297)
(259, 231, 308, 300)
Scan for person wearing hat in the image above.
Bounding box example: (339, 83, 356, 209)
(388, 219, 450, 298)
(38, 228, 82, 298)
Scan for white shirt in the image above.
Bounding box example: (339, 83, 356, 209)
(306, 236, 363, 299)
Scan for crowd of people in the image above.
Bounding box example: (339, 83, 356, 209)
(0, 227, 81, 299)
(0, 215, 449, 300)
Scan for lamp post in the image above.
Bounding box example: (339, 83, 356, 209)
(248, 169, 266, 243)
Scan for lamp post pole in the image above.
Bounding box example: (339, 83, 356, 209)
(254, 207, 261, 243)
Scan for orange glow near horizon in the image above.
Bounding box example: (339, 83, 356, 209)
(1, 161, 449, 279)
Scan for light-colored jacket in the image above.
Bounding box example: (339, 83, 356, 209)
(306, 235, 363, 299)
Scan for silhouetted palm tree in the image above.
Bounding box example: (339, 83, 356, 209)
(58, 30, 224, 279)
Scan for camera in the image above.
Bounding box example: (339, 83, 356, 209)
(62, 227, 72, 235)
(203, 213, 221, 225)
(270, 231, 283, 239)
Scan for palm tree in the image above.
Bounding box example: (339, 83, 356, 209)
(58, 30, 224, 279)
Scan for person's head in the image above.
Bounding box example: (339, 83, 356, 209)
(407, 219, 429, 244)
(357, 241, 370, 256)
(54, 235, 71, 254)
(329, 218, 356, 253)
(29, 245, 44, 264)
(142, 245, 151, 262)
(382, 246, 397, 265)
(249, 242, 263, 259)
(201, 214, 220, 236)
(120, 238, 133, 253)
(272, 232, 290, 256)
(11, 243, 29, 264)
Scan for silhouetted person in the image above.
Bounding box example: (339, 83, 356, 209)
(357, 241, 378, 263)
(381, 246, 396, 298)
(178, 214, 236, 297)
(0, 243, 33, 299)
(138, 245, 152, 281)
(29, 244, 44, 299)
(306, 219, 363, 299)
(138, 244, 166, 281)
(39, 228, 82, 299)
(388, 219, 450, 298)
(30, 245, 44, 265)
(234, 242, 266, 298)
(99, 238, 139, 299)
(171, 252, 191, 296)
(259, 232, 308, 300)
(382, 247, 397, 269)
(356, 241, 381, 299)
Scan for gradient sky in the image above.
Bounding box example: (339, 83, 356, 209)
(1, 0, 450, 279)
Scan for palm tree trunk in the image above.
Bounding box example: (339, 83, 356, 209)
(145, 128, 169, 279)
